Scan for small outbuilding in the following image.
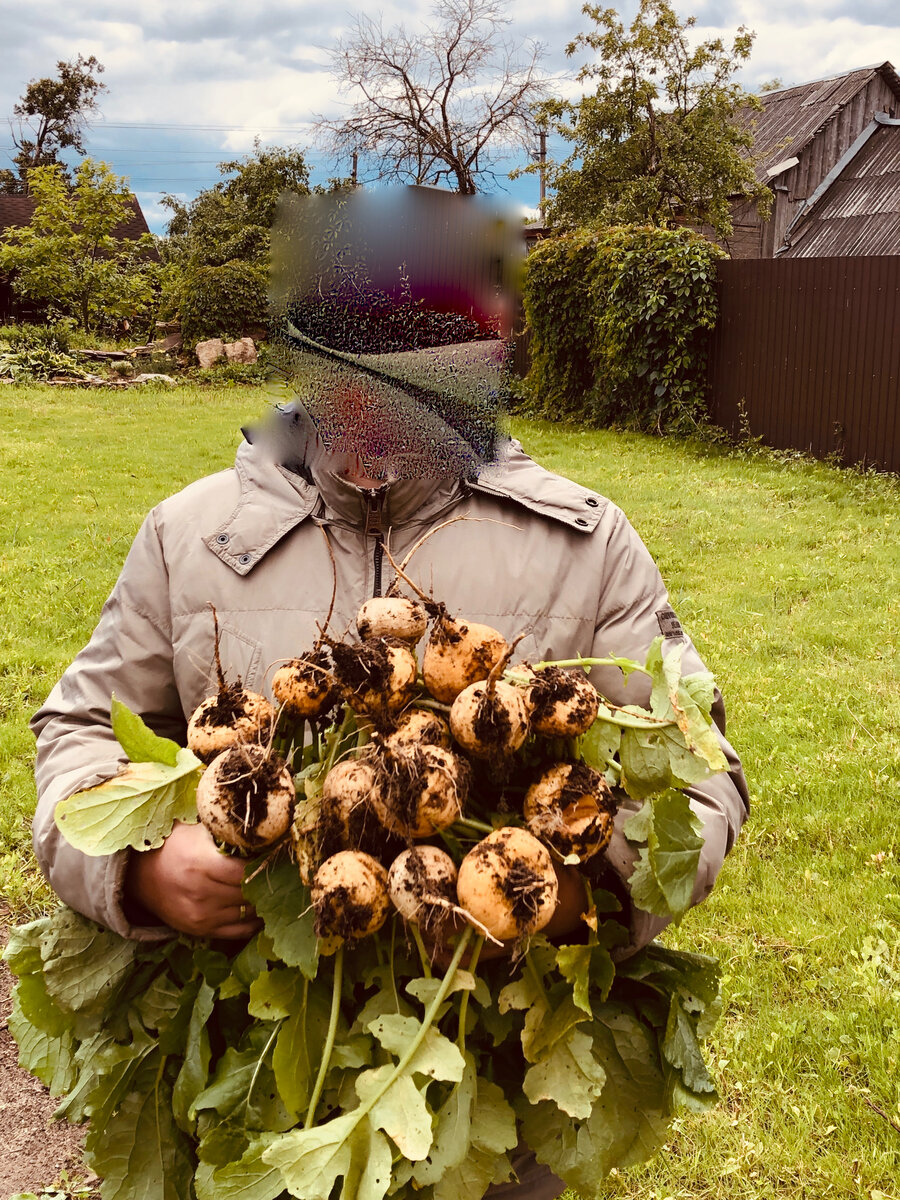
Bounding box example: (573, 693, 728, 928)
(727, 61, 900, 258)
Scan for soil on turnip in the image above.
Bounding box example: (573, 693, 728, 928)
(391, 850, 456, 930)
(528, 667, 598, 731)
(313, 886, 380, 940)
(276, 649, 337, 714)
(469, 830, 554, 928)
(192, 679, 253, 728)
(375, 745, 468, 836)
(213, 747, 288, 847)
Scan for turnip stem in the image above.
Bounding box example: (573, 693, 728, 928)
(411, 924, 433, 979)
(527, 656, 652, 675)
(453, 816, 495, 836)
(246, 1019, 284, 1124)
(360, 926, 473, 1115)
(457, 934, 484, 1051)
(304, 944, 344, 1129)
(525, 949, 551, 1010)
(414, 697, 452, 716)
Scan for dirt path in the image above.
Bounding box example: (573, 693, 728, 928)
(0, 932, 91, 1199)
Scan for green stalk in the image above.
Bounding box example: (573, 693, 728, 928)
(304, 944, 344, 1129)
(246, 1019, 284, 1123)
(357, 926, 473, 1117)
(452, 816, 495, 836)
(410, 924, 433, 979)
(457, 934, 484, 1051)
(524, 947, 551, 1010)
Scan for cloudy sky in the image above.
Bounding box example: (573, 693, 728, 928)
(2, 0, 898, 233)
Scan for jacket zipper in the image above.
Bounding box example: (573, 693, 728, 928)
(363, 488, 386, 598)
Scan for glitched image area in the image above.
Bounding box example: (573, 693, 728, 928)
(267, 186, 523, 481)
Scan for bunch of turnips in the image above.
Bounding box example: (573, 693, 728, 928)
(187, 591, 622, 950)
(12, 573, 731, 1200)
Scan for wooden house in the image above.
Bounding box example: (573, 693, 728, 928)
(0, 192, 154, 323)
(727, 61, 900, 257)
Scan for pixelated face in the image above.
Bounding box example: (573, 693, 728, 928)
(268, 186, 523, 480)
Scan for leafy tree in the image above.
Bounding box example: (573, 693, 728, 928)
(535, 0, 769, 236)
(160, 140, 312, 344)
(318, 0, 546, 193)
(0, 55, 106, 195)
(0, 159, 158, 334)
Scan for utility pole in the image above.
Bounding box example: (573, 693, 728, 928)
(351, 151, 358, 186)
(538, 127, 546, 209)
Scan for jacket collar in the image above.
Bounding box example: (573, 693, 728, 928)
(203, 432, 606, 576)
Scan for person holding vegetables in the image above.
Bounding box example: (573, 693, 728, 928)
(27, 187, 749, 1200)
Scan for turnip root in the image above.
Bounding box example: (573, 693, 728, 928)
(187, 686, 276, 764)
(423, 615, 508, 703)
(456, 826, 558, 941)
(382, 708, 452, 751)
(523, 762, 616, 864)
(449, 679, 531, 759)
(369, 744, 468, 838)
(524, 667, 601, 738)
(357, 597, 428, 643)
(196, 743, 294, 852)
(311, 850, 391, 940)
(330, 638, 417, 717)
(388, 845, 458, 930)
(272, 649, 336, 720)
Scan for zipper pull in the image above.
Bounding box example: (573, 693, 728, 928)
(363, 488, 386, 539)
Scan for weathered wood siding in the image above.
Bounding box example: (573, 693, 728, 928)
(708, 256, 900, 470)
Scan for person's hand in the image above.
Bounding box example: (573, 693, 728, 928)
(124, 820, 261, 939)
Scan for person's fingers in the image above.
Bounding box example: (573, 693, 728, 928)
(211, 912, 263, 940)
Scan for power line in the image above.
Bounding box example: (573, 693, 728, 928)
(90, 121, 314, 133)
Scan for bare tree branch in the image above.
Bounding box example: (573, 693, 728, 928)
(316, 0, 547, 194)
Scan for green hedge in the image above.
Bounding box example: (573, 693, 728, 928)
(168, 259, 269, 347)
(520, 225, 725, 432)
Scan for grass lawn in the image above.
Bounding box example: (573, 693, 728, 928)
(2, 383, 899, 1198)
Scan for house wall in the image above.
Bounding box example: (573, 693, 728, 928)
(732, 73, 900, 257)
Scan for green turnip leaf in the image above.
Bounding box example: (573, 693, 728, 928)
(412, 1054, 477, 1186)
(356, 1066, 434, 1159)
(624, 791, 704, 919)
(243, 858, 318, 978)
(55, 749, 201, 855)
(111, 695, 180, 766)
(195, 1135, 284, 1200)
(367, 1013, 465, 1082)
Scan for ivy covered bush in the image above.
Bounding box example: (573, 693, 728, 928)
(520, 226, 725, 433)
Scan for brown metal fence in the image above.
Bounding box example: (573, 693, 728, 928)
(708, 256, 900, 471)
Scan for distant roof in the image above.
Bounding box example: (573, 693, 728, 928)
(0, 192, 153, 241)
(779, 115, 900, 257)
(741, 62, 900, 181)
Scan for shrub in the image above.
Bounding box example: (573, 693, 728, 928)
(164, 260, 268, 347)
(520, 225, 725, 433)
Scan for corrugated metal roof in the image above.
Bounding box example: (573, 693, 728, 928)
(781, 121, 900, 256)
(738, 62, 900, 181)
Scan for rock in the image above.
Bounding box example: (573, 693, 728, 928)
(224, 337, 258, 364)
(196, 338, 225, 368)
(132, 373, 178, 385)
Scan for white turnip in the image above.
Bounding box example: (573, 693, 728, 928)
(456, 826, 558, 941)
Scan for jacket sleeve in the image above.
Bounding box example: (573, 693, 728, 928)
(586, 505, 750, 960)
(31, 508, 186, 941)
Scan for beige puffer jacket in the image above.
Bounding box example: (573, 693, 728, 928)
(32, 433, 749, 950)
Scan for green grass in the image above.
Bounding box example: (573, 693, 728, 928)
(2, 387, 899, 1196)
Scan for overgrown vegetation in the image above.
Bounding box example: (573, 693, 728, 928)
(531, 0, 769, 235)
(0, 160, 159, 335)
(159, 140, 312, 345)
(520, 224, 725, 432)
(1, 386, 899, 1198)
